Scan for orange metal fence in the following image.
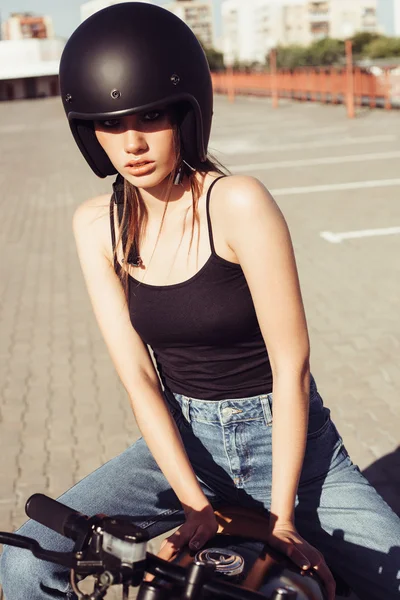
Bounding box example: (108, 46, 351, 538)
(211, 67, 400, 117)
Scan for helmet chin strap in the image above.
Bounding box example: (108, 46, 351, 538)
(173, 159, 196, 186)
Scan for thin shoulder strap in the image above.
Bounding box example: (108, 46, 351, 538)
(110, 174, 142, 272)
(110, 174, 124, 275)
(109, 195, 117, 266)
(206, 175, 226, 256)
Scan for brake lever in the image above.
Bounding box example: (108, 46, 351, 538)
(0, 532, 103, 573)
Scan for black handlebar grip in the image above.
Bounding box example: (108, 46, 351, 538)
(25, 494, 88, 541)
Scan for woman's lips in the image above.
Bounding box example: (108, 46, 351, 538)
(125, 161, 155, 176)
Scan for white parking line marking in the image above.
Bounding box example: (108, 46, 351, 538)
(211, 134, 396, 155)
(287, 125, 348, 138)
(271, 178, 400, 196)
(320, 227, 400, 243)
(231, 151, 400, 172)
(0, 120, 63, 134)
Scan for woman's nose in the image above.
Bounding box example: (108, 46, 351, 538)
(124, 128, 148, 154)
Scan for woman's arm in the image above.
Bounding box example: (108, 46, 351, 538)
(72, 196, 210, 514)
(219, 175, 310, 525)
(219, 176, 336, 599)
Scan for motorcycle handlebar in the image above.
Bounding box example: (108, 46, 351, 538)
(14, 494, 325, 600)
(0, 530, 269, 600)
(25, 494, 91, 541)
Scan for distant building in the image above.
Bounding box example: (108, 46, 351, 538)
(222, 0, 306, 65)
(222, 0, 269, 64)
(1, 13, 55, 40)
(80, 0, 154, 22)
(282, 1, 310, 45)
(0, 38, 64, 101)
(81, 0, 215, 48)
(222, 0, 378, 65)
(321, 0, 378, 39)
(164, 0, 214, 48)
(376, 0, 400, 35)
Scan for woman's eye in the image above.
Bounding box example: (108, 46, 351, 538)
(142, 111, 162, 122)
(99, 119, 120, 128)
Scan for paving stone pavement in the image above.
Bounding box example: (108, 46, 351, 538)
(0, 95, 399, 599)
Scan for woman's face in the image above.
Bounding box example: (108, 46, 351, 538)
(94, 109, 177, 188)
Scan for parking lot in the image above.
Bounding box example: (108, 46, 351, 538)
(0, 94, 399, 598)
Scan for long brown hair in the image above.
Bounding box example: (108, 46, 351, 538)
(114, 111, 229, 296)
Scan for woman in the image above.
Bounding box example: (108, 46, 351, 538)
(1, 4, 399, 599)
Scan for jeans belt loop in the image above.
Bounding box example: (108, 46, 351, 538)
(182, 397, 190, 423)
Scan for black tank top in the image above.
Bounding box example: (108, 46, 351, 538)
(110, 176, 273, 400)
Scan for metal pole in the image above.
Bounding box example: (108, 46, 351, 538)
(270, 48, 278, 108)
(384, 68, 392, 110)
(227, 65, 235, 103)
(345, 40, 355, 118)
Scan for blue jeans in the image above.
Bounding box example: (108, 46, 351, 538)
(1, 376, 399, 599)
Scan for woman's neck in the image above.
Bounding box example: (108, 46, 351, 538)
(139, 173, 203, 217)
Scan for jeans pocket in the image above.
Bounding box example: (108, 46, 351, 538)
(307, 382, 330, 437)
(300, 411, 342, 486)
(163, 389, 186, 429)
(307, 406, 331, 439)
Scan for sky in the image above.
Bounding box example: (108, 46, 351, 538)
(0, 0, 223, 40)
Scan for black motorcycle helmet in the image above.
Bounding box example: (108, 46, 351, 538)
(59, 2, 213, 178)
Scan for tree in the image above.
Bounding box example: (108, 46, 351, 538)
(350, 32, 380, 56)
(198, 40, 224, 71)
(268, 38, 345, 70)
(265, 34, 400, 71)
(364, 36, 400, 59)
(307, 38, 345, 66)
(273, 45, 310, 69)
(204, 46, 225, 71)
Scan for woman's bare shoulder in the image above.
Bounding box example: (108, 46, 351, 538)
(73, 193, 111, 226)
(212, 174, 279, 222)
(214, 174, 270, 201)
(73, 193, 113, 258)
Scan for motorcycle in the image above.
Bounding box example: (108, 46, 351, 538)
(0, 494, 351, 599)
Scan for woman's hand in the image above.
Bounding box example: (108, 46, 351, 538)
(267, 523, 336, 600)
(157, 504, 218, 562)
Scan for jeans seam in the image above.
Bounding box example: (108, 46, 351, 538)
(220, 410, 236, 481)
(138, 507, 181, 530)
